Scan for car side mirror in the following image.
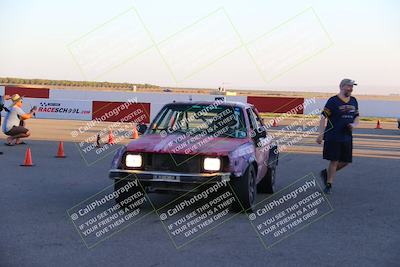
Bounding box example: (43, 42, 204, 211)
(137, 124, 148, 134)
(255, 126, 267, 139)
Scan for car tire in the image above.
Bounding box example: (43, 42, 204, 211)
(257, 167, 276, 194)
(114, 179, 142, 208)
(230, 164, 257, 212)
(258, 146, 278, 194)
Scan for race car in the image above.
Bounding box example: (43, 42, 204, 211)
(109, 101, 279, 211)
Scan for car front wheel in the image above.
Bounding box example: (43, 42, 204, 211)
(230, 164, 257, 212)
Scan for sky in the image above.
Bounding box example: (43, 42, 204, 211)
(0, 0, 399, 95)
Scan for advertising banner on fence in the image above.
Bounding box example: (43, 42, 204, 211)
(21, 98, 92, 120)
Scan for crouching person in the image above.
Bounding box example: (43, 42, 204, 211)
(2, 94, 36, 146)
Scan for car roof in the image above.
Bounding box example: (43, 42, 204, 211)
(166, 101, 253, 109)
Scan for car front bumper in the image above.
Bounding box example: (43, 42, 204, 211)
(109, 169, 231, 184)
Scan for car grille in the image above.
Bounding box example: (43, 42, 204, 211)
(144, 153, 202, 173)
(122, 153, 229, 173)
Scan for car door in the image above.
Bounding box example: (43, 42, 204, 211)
(246, 107, 269, 183)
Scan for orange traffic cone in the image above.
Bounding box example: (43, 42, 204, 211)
(56, 141, 66, 158)
(375, 120, 383, 129)
(108, 129, 115, 145)
(272, 119, 278, 127)
(131, 127, 139, 139)
(21, 148, 34, 167)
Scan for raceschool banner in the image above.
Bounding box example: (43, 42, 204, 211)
(21, 98, 92, 120)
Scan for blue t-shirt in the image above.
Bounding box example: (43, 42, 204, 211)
(322, 95, 359, 142)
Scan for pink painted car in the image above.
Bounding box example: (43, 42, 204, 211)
(109, 101, 279, 210)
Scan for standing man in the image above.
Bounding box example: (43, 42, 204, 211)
(2, 94, 36, 146)
(316, 79, 360, 194)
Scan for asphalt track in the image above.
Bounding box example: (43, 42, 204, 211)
(0, 119, 399, 267)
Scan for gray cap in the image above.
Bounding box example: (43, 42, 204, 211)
(340, 79, 357, 88)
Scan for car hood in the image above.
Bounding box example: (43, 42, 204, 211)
(126, 133, 250, 156)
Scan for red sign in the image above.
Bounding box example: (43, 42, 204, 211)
(247, 96, 304, 114)
(5, 86, 50, 98)
(92, 101, 150, 123)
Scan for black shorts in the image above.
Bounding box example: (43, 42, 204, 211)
(323, 140, 353, 163)
(5, 126, 29, 137)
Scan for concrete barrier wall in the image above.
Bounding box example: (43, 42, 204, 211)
(357, 100, 399, 118)
(1, 86, 398, 119)
(304, 97, 400, 118)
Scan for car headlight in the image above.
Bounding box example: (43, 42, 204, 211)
(203, 157, 221, 171)
(125, 154, 142, 168)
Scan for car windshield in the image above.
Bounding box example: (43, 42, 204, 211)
(150, 103, 247, 138)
